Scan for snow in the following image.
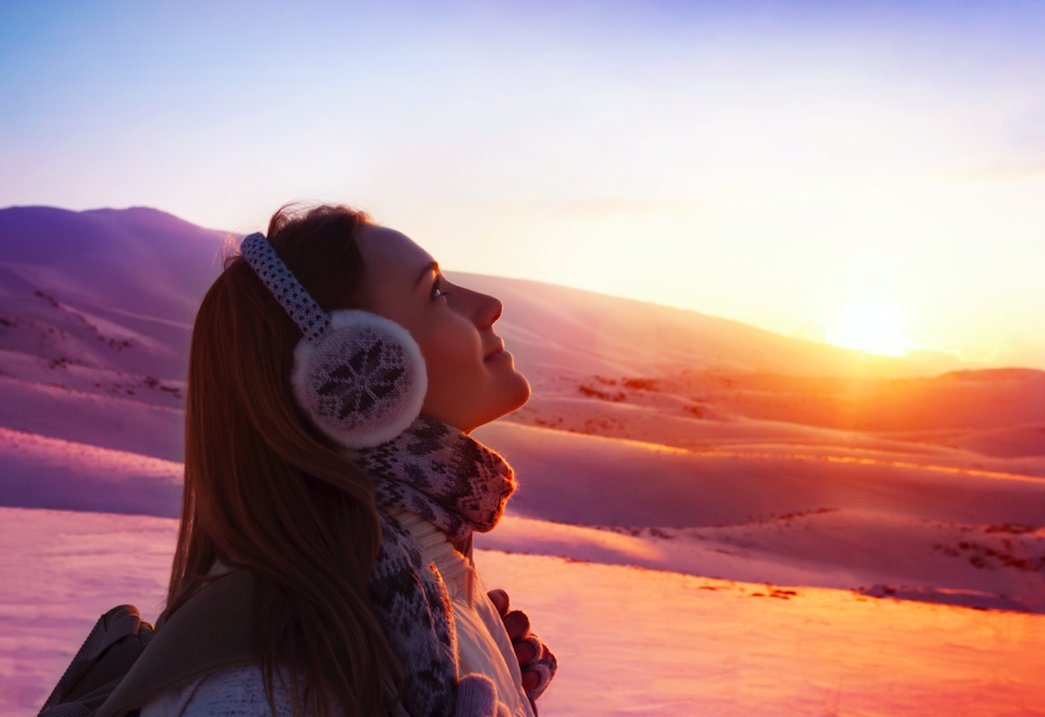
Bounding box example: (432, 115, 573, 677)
(476, 551, 1045, 717)
(3, 508, 1043, 717)
(0, 427, 182, 516)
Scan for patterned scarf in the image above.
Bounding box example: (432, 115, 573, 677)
(346, 413, 518, 717)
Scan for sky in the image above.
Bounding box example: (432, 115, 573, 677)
(2, 0, 1044, 369)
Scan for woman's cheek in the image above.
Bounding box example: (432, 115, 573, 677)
(422, 331, 474, 385)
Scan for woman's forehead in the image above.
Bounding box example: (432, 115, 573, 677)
(356, 224, 435, 282)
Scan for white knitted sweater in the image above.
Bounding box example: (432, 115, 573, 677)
(139, 508, 535, 717)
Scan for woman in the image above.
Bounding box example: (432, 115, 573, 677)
(141, 203, 556, 716)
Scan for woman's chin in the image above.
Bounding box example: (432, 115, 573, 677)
(502, 363, 531, 405)
(431, 365, 532, 434)
(476, 379, 532, 431)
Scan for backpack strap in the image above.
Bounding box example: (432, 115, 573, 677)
(94, 570, 257, 717)
(38, 605, 155, 717)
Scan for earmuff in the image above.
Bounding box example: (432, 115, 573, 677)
(239, 232, 427, 449)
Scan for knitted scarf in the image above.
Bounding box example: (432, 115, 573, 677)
(346, 413, 518, 717)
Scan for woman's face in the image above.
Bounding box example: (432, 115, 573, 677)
(354, 223, 531, 434)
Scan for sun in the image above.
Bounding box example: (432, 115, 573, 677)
(826, 293, 909, 357)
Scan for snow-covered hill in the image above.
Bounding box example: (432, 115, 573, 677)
(2, 205, 1044, 715)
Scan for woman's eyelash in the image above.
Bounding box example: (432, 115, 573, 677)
(430, 276, 449, 301)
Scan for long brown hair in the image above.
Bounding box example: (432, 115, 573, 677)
(158, 203, 404, 716)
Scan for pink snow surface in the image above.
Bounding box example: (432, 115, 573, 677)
(3, 507, 1044, 717)
(477, 551, 1045, 717)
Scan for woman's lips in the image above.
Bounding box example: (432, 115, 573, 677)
(484, 341, 506, 361)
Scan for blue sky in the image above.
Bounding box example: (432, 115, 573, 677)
(2, 0, 1044, 368)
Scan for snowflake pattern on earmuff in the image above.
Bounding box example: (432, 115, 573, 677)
(316, 331, 407, 418)
(305, 322, 412, 426)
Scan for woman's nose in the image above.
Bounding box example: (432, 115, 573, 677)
(456, 285, 502, 329)
(473, 291, 502, 330)
(485, 295, 503, 328)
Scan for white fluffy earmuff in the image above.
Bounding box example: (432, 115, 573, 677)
(240, 232, 427, 449)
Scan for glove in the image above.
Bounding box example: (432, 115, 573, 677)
(487, 588, 558, 711)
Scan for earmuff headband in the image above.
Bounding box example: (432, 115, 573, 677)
(240, 232, 331, 342)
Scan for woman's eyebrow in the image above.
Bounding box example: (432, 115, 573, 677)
(414, 260, 439, 289)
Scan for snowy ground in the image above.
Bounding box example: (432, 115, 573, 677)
(3, 507, 1043, 717)
(477, 551, 1045, 717)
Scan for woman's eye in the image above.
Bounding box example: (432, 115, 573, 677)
(430, 277, 448, 301)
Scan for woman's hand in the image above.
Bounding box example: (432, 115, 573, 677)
(487, 588, 557, 710)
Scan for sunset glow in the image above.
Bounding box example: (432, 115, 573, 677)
(827, 292, 910, 357)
